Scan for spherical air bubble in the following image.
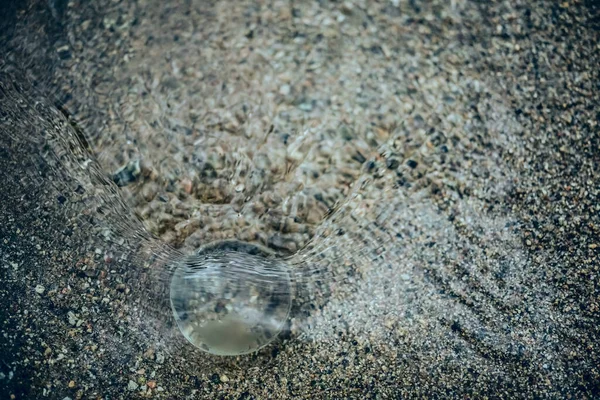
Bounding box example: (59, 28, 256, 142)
(169, 241, 292, 356)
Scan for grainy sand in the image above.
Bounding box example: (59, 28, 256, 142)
(1, 0, 599, 398)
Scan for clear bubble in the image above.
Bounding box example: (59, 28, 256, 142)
(169, 241, 293, 356)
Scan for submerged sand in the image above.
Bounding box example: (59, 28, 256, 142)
(1, 0, 599, 398)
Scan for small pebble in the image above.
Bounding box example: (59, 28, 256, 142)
(34, 285, 45, 294)
(127, 380, 139, 391)
(67, 311, 77, 326)
(279, 84, 291, 96)
(386, 158, 400, 170)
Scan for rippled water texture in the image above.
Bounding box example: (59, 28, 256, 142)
(1, 0, 599, 398)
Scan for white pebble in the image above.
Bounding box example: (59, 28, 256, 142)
(279, 84, 291, 96)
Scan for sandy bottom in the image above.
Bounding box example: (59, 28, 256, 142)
(1, 0, 599, 398)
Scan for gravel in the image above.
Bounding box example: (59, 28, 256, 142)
(1, 0, 599, 398)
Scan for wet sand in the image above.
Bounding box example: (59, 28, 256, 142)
(1, 0, 599, 398)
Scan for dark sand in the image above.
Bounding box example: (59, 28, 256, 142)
(1, 0, 599, 398)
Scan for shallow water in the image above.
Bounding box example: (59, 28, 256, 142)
(1, 0, 599, 398)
